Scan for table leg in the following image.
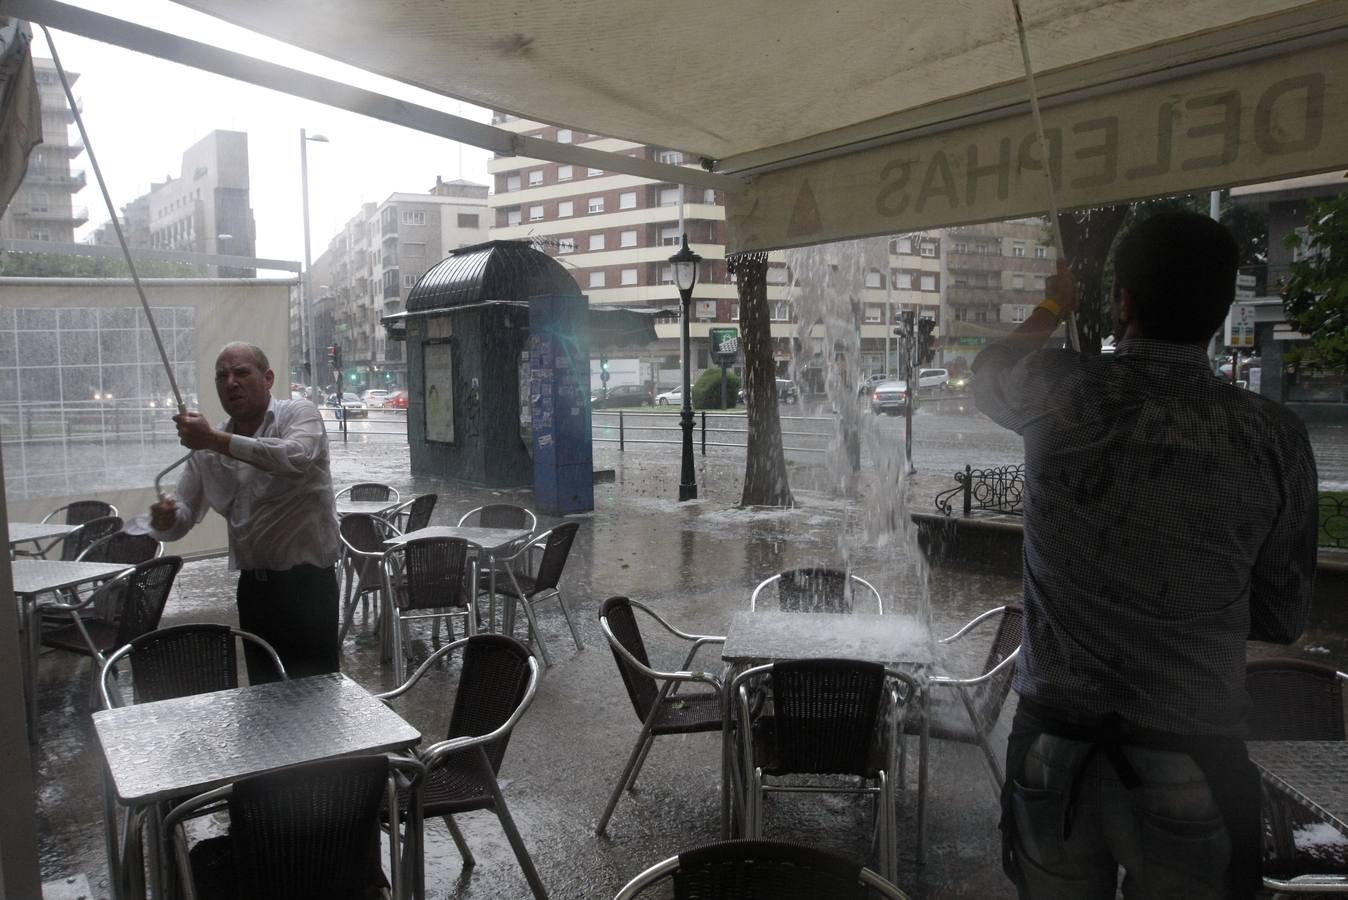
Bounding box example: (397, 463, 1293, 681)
(102, 763, 127, 900)
(917, 685, 929, 867)
(21, 593, 39, 742)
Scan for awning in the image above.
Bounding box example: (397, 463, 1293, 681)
(10, 0, 1348, 251)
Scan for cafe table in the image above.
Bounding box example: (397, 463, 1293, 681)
(336, 498, 400, 517)
(92, 672, 422, 899)
(11, 558, 132, 740)
(385, 525, 534, 635)
(1248, 740, 1348, 881)
(719, 611, 936, 859)
(7, 521, 78, 549)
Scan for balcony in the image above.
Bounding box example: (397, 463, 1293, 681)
(946, 252, 1007, 273)
(945, 284, 1008, 306)
(22, 206, 88, 226)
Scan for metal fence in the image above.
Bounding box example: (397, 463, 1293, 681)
(0, 400, 179, 446)
(934, 464, 1026, 517)
(591, 409, 832, 455)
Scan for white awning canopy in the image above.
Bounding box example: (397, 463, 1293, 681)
(12, 0, 1348, 251)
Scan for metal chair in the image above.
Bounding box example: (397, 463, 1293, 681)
(58, 514, 124, 561)
(337, 482, 401, 504)
(164, 753, 425, 900)
(1246, 658, 1348, 893)
(388, 493, 437, 534)
(596, 596, 726, 836)
(99, 624, 287, 709)
(76, 531, 163, 565)
(614, 839, 912, 899)
(20, 500, 119, 557)
(457, 503, 538, 533)
(749, 568, 883, 614)
(477, 522, 581, 667)
(732, 660, 916, 884)
(383, 536, 476, 684)
(40, 556, 184, 704)
(376, 634, 547, 900)
(338, 513, 402, 645)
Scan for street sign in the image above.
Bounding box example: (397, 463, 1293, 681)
(709, 327, 740, 361)
(1224, 302, 1257, 348)
(1235, 273, 1257, 288)
(1235, 288, 1256, 300)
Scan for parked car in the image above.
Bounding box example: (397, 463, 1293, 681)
(591, 384, 653, 408)
(334, 392, 368, 418)
(946, 371, 973, 393)
(917, 368, 950, 390)
(385, 389, 409, 410)
(655, 386, 683, 405)
(858, 373, 893, 397)
(870, 380, 911, 415)
(361, 389, 390, 408)
(738, 379, 799, 405)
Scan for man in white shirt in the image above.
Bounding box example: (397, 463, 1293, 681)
(150, 342, 341, 681)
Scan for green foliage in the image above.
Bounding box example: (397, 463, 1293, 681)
(0, 251, 198, 278)
(692, 367, 741, 410)
(1282, 193, 1348, 372)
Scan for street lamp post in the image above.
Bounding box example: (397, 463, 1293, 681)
(299, 128, 329, 395)
(670, 234, 702, 501)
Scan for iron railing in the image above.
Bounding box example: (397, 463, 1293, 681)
(934, 463, 1026, 517)
(591, 409, 829, 455)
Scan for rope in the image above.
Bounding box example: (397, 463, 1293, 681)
(1008, 0, 1082, 351)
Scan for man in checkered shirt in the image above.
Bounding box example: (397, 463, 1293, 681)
(973, 211, 1318, 899)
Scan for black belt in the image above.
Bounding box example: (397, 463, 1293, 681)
(240, 563, 326, 581)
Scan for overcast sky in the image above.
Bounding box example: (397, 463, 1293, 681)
(33, 0, 493, 272)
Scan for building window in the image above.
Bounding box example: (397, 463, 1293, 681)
(659, 188, 680, 207)
(557, 128, 572, 143)
(587, 167, 603, 177)
(506, 174, 521, 192)
(29, 192, 48, 213)
(589, 234, 605, 251)
(1034, 275, 1046, 291)
(528, 170, 543, 187)
(620, 229, 637, 248)
(704, 189, 716, 204)
(529, 204, 544, 221)
(557, 164, 573, 181)
(895, 237, 913, 254)
(767, 267, 787, 285)
(659, 265, 674, 285)
(864, 269, 882, 289)
(696, 300, 715, 319)
(28, 230, 50, 241)
(1012, 242, 1026, 257)
(588, 196, 604, 214)
(621, 268, 638, 286)
(506, 208, 522, 226)
(864, 305, 883, 322)
(731, 303, 740, 321)
(589, 271, 606, 288)
(557, 200, 573, 218)
(656, 149, 683, 164)
(402, 210, 426, 225)
(557, 237, 576, 253)
(660, 226, 682, 246)
(1035, 245, 1048, 258)
(1012, 274, 1025, 290)
(920, 273, 936, 291)
(919, 241, 937, 257)
(619, 191, 637, 210)
(457, 213, 479, 229)
(1012, 305, 1027, 323)
(895, 271, 913, 290)
(770, 303, 790, 321)
(403, 274, 417, 287)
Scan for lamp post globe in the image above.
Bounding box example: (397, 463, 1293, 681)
(669, 234, 702, 501)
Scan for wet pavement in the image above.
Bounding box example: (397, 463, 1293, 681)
(27, 427, 1348, 899)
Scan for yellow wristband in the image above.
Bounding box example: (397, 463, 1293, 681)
(1035, 298, 1063, 319)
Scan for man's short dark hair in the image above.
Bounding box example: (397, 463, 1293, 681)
(1113, 210, 1239, 343)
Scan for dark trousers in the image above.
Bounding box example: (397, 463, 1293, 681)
(236, 563, 340, 683)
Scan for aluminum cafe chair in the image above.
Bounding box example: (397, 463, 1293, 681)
(614, 839, 913, 900)
(388, 493, 438, 533)
(338, 512, 403, 644)
(18, 499, 119, 558)
(476, 522, 581, 667)
(337, 482, 401, 505)
(596, 596, 726, 837)
(164, 753, 425, 900)
(383, 535, 476, 684)
(375, 634, 547, 900)
(749, 567, 884, 614)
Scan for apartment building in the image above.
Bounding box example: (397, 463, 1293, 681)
(306, 178, 489, 390)
(0, 57, 87, 244)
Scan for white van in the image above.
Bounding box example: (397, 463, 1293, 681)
(917, 368, 949, 390)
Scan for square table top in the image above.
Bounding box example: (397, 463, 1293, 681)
(1248, 740, 1348, 835)
(336, 499, 399, 516)
(7, 522, 78, 545)
(386, 525, 533, 555)
(10, 559, 132, 597)
(92, 672, 422, 804)
(722, 611, 935, 666)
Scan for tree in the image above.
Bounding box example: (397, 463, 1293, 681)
(0, 251, 197, 278)
(728, 252, 794, 508)
(1281, 192, 1348, 372)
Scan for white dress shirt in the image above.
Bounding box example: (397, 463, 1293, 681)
(153, 397, 340, 571)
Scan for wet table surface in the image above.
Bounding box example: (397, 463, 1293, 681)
(1248, 740, 1348, 835)
(11, 559, 131, 596)
(722, 611, 935, 666)
(386, 525, 532, 553)
(336, 499, 399, 516)
(92, 672, 422, 804)
(8, 522, 78, 545)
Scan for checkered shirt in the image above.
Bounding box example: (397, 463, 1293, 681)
(974, 338, 1319, 735)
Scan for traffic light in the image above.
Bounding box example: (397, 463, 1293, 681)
(599, 353, 610, 385)
(334, 345, 343, 371)
(327, 345, 337, 369)
(917, 317, 937, 366)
